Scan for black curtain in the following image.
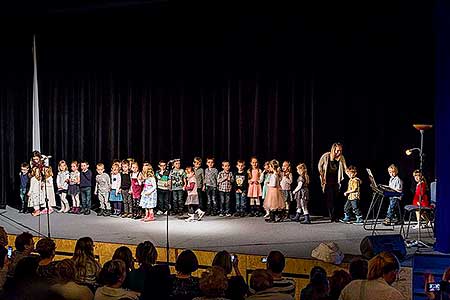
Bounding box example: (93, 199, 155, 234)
(0, 0, 435, 213)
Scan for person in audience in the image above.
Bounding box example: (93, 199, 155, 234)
(112, 246, 134, 288)
(169, 249, 202, 300)
(7, 232, 35, 277)
(0, 227, 8, 289)
(212, 251, 248, 300)
(300, 266, 327, 300)
(50, 259, 94, 300)
(310, 273, 331, 300)
(35, 238, 57, 278)
(95, 259, 140, 300)
(266, 250, 296, 297)
(328, 270, 351, 300)
(339, 252, 405, 300)
(192, 266, 229, 300)
(348, 257, 368, 280)
(246, 269, 293, 300)
(1, 255, 41, 300)
(72, 237, 101, 291)
(137, 241, 171, 300)
(425, 267, 450, 300)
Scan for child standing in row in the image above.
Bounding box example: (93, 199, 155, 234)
(110, 163, 123, 216)
(204, 157, 218, 216)
(184, 166, 206, 221)
(217, 160, 234, 217)
(156, 160, 170, 215)
(57, 160, 70, 213)
(170, 159, 187, 216)
(260, 161, 271, 218)
(140, 163, 157, 222)
(80, 161, 92, 215)
(292, 163, 311, 224)
(68, 161, 81, 214)
(264, 160, 286, 222)
(19, 163, 30, 213)
(120, 160, 132, 218)
(280, 161, 293, 220)
(130, 162, 143, 219)
(193, 157, 205, 212)
(247, 157, 262, 217)
(234, 160, 248, 217)
(94, 163, 111, 217)
(341, 166, 363, 224)
(42, 166, 56, 214)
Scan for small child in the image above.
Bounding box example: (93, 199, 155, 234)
(19, 162, 30, 213)
(184, 166, 206, 222)
(412, 169, 430, 229)
(292, 163, 311, 224)
(169, 159, 187, 216)
(130, 162, 143, 219)
(247, 157, 262, 217)
(193, 157, 206, 212)
(341, 166, 363, 224)
(264, 160, 286, 222)
(120, 160, 132, 218)
(280, 161, 293, 220)
(383, 164, 403, 226)
(94, 163, 111, 217)
(139, 163, 157, 222)
(233, 160, 248, 217)
(110, 163, 123, 216)
(204, 157, 219, 216)
(217, 160, 234, 217)
(260, 161, 271, 218)
(41, 166, 56, 214)
(155, 160, 170, 215)
(68, 161, 81, 214)
(56, 160, 70, 213)
(28, 167, 44, 216)
(80, 161, 93, 215)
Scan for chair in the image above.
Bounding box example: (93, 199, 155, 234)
(400, 181, 436, 240)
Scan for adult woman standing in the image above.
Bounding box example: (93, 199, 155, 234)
(318, 143, 348, 222)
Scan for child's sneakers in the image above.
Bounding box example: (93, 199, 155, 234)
(196, 209, 205, 221)
(32, 209, 41, 217)
(185, 214, 196, 222)
(353, 215, 364, 225)
(340, 214, 352, 224)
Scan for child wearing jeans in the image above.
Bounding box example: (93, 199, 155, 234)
(383, 164, 403, 226)
(184, 166, 206, 222)
(204, 157, 219, 216)
(340, 166, 363, 224)
(19, 162, 30, 213)
(217, 160, 234, 217)
(156, 160, 170, 215)
(233, 160, 248, 217)
(169, 159, 187, 216)
(110, 163, 123, 216)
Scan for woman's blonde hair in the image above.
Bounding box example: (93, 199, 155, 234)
(367, 252, 400, 280)
(199, 266, 228, 297)
(330, 142, 343, 161)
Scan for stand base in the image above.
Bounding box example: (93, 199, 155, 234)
(405, 239, 432, 248)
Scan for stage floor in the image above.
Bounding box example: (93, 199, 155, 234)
(0, 206, 434, 260)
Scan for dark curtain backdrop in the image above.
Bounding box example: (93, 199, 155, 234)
(0, 0, 435, 213)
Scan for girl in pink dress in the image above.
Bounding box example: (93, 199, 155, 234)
(247, 157, 262, 216)
(264, 159, 286, 222)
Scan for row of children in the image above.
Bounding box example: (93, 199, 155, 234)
(19, 154, 313, 223)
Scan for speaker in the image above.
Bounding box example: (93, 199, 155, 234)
(360, 234, 407, 260)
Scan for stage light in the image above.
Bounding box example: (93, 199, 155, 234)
(406, 148, 420, 156)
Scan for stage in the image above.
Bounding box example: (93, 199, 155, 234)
(0, 206, 434, 260)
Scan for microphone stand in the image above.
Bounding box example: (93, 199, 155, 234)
(165, 160, 174, 265)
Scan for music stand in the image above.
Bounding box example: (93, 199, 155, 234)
(406, 124, 433, 248)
